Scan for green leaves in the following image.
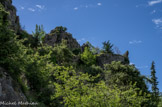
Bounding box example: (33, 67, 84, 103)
(81, 47, 96, 66)
(0, 5, 27, 76)
(51, 65, 150, 107)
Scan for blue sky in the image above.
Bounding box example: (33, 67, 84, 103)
(13, 0, 162, 91)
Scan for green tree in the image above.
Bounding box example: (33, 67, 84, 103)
(84, 41, 100, 54)
(104, 62, 149, 92)
(81, 47, 96, 66)
(104, 61, 152, 106)
(150, 61, 160, 106)
(50, 40, 74, 65)
(102, 40, 114, 54)
(0, 4, 27, 77)
(32, 24, 46, 47)
(51, 66, 150, 107)
(25, 47, 55, 105)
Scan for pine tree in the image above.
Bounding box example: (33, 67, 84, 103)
(150, 61, 159, 106)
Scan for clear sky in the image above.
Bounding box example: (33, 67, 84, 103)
(13, 0, 162, 91)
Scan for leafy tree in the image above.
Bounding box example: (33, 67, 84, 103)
(25, 47, 55, 105)
(83, 65, 104, 83)
(104, 61, 148, 91)
(51, 66, 150, 107)
(104, 61, 152, 106)
(150, 61, 160, 106)
(102, 40, 114, 54)
(81, 47, 96, 66)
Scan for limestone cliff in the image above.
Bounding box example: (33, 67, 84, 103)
(0, 0, 21, 33)
(96, 53, 126, 68)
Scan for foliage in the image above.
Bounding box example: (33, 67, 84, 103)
(104, 62, 148, 92)
(50, 40, 75, 65)
(24, 47, 56, 105)
(0, 4, 27, 77)
(158, 97, 162, 107)
(32, 24, 46, 47)
(102, 40, 114, 54)
(81, 47, 96, 66)
(83, 65, 104, 83)
(72, 48, 81, 55)
(52, 66, 150, 107)
(84, 41, 100, 54)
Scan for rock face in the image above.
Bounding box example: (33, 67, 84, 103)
(0, 0, 21, 33)
(96, 53, 125, 68)
(44, 27, 80, 49)
(0, 67, 27, 106)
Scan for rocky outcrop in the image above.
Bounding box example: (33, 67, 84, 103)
(96, 53, 125, 68)
(0, 67, 27, 107)
(44, 27, 80, 49)
(0, 0, 21, 33)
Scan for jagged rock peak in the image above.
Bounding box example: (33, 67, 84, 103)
(44, 26, 80, 49)
(123, 50, 129, 58)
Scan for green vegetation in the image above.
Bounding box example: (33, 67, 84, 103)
(0, 3, 161, 107)
(102, 40, 114, 54)
(159, 94, 162, 107)
(81, 47, 96, 66)
(32, 24, 46, 47)
(0, 4, 27, 77)
(50, 26, 67, 34)
(150, 61, 160, 106)
(52, 66, 149, 107)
